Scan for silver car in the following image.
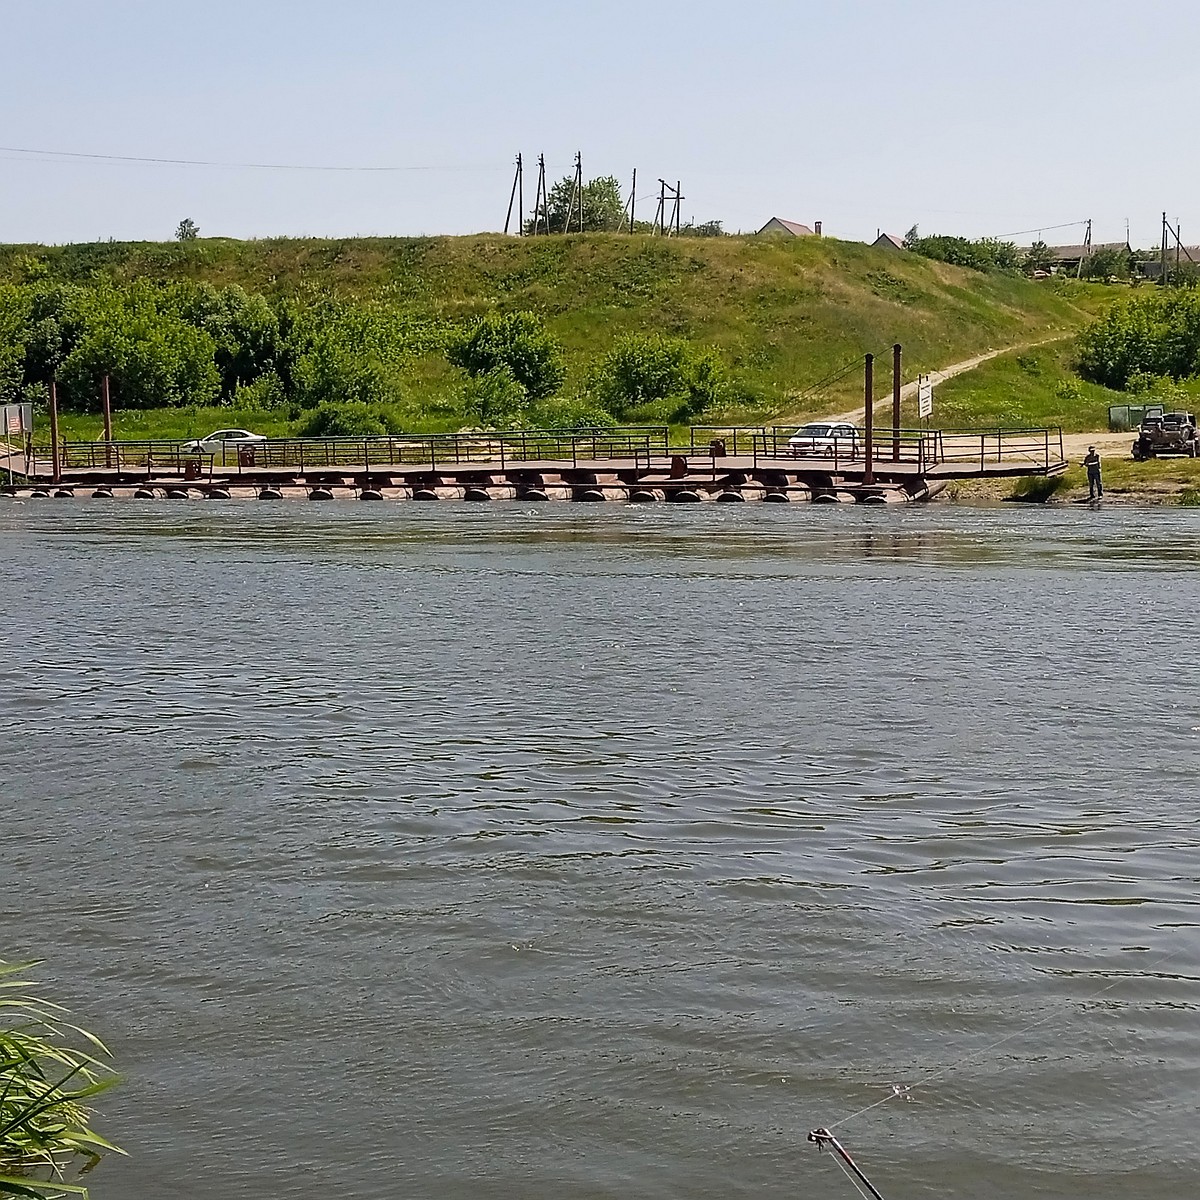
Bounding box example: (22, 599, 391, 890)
(787, 421, 860, 457)
(181, 428, 267, 456)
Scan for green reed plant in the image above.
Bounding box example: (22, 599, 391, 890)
(0, 962, 123, 1199)
(1008, 473, 1069, 503)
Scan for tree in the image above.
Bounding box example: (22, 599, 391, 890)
(175, 218, 200, 242)
(446, 311, 566, 402)
(526, 175, 625, 234)
(1080, 246, 1132, 281)
(168, 282, 282, 398)
(1025, 240, 1053, 274)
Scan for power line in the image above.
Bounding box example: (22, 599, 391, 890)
(0, 144, 506, 173)
(989, 218, 1090, 240)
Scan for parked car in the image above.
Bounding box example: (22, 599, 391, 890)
(181, 429, 267, 456)
(788, 421, 860, 456)
(1131, 411, 1198, 460)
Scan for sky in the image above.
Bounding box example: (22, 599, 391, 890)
(2, 0, 1198, 249)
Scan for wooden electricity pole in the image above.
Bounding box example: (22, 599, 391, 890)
(533, 155, 549, 236)
(504, 153, 524, 235)
(1075, 218, 1092, 278)
(563, 151, 583, 234)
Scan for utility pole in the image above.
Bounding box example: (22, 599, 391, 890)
(1162, 211, 1169, 286)
(654, 179, 666, 236)
(504, 153, 524, 235)
(674, 180, 682, 235)
(1075, 218, 1091, 278)
(629, 168, 636, 232)
(533, 155, 549, 236)
(564, 151, 583, 235)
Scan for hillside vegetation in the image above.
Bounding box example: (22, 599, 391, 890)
(0, 233, 1115, 439)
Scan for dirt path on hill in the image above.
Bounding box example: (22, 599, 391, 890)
(811, 337, 1069, 425)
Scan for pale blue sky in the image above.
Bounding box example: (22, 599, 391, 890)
(2, 0, 1195, 248)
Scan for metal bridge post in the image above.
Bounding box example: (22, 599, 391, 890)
(863, 353, 875, 485)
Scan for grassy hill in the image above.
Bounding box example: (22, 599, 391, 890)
(0, 233, 1118, 437)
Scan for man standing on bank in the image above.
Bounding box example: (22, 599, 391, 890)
(1083, 445, 1103, 500)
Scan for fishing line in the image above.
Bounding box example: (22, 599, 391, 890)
(825, 934, 1195, 1136)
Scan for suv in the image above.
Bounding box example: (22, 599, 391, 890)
(1132, 411, 1199, 460)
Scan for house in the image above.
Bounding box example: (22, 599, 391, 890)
(757, 217, 822, 237)
(1035, 241, 1131, 274)
(872, 232, 906, 251)
(1139, 247, 1200, 280)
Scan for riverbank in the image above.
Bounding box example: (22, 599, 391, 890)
(943, 453, 1200, 505)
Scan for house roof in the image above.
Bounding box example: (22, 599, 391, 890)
(757, 217, 814, 237)
(873, 232, 906, 250)
(1042, 241, 1130, 261)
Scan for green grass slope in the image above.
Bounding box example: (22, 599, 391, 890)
(922, 341, 1121, 431)
(0, 233, 1118, 429)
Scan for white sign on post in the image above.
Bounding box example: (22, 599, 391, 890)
(918, 376, 934, 420)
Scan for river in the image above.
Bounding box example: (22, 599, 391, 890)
(2, 501, 1198, 1200)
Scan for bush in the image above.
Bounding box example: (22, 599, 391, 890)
(587, 333, 728, 421)
(531, 397, 617, 430)
(1009, 474, 1068, 503)
(457, 365, 527, 429)
(1077, 291, 1200, 389)
(903, 229, 1020, 272)
(446, 312, 566, 402)
(232, 371, 287, 410)
(297, 401, 388, 438)
(0, 960, 122, 1199)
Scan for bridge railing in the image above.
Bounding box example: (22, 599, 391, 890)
(932, 426, 1065, 470)
(47, 423, 1065, 476)
(687, 425, 942, 471)
(53, 426, 673, 474)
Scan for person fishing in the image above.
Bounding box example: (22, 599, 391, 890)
(1083, 446, 1103, 500)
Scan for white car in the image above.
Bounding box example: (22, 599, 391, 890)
(181, 429, 267, 456)
(788, 421, 860, 456)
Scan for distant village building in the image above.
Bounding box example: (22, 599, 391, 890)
(1139, 246, 1200, 280)
(872, 232, 906, 251)
(757, 217, 822, 237)
(1037, 241, 1131, 274)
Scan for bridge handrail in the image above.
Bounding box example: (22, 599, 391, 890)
(42, 423, 1066, 474)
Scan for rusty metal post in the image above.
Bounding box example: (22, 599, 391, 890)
(48, 379, 61, 484)
(892, 343, 902, 462)
(102, 375, 113, 469)
(863, 353, 875, 485)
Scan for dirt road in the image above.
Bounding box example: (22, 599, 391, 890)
(812, 338, 1068, 426)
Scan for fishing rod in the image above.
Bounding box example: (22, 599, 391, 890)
(809, 1128, 889, 1200)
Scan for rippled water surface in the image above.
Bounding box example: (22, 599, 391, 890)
(3, 501, 1199, 1200)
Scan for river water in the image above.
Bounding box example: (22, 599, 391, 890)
(1, 501, 1198, 1200)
